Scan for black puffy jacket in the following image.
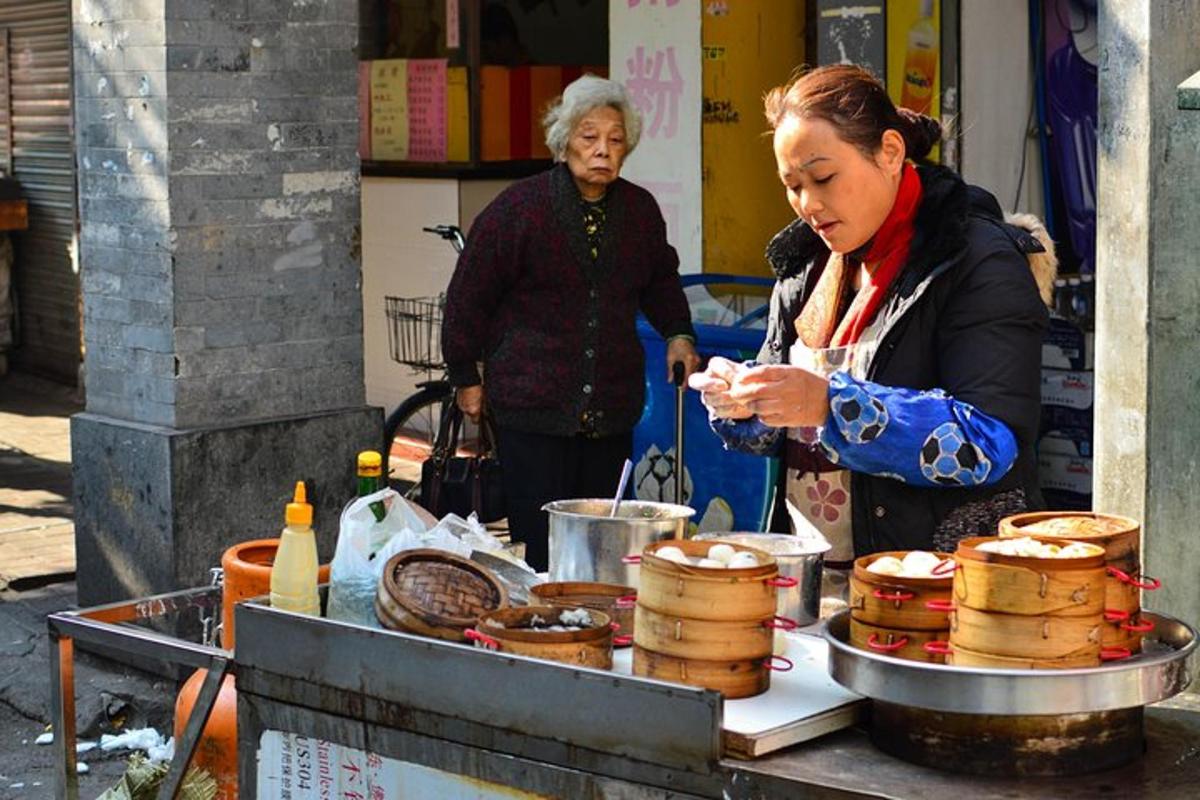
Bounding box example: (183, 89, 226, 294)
(756, 164, 1053, 555)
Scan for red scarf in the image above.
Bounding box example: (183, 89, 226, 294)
(796, 163, 924, 349)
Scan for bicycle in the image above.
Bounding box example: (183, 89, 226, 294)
(381, 224, 481, 500)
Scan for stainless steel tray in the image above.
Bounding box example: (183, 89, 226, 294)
(823, 609, 1196, 715)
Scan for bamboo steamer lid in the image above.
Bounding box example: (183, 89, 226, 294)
(952, 536, 1106, 617)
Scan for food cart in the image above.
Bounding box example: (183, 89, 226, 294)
(49, 580, 1199, 800)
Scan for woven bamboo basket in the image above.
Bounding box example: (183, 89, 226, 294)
(632, 645, 777, 699)
(530, 582, 637, 647)
(949, 604, 1101, 660)
(849, 551, 954, 631)
(633, 604, 775, 661)
(374, 549, 508, 642)
(1000, 512, 1158, 654)
(634, 539, 782, 621)
(952, 536, 1106, 617)
(849, 617, 948, 664)
(467, 606, 614, 669)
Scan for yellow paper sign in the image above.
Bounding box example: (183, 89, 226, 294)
(370, 59, 409, 161)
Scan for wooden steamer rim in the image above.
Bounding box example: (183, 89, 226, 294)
(474, 605, 614, 645)
(954, 536, 1107, 570)
(379, 548, 509, 631)
(638, 538, 778, 580)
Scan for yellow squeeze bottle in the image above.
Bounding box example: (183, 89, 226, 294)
(270, 481, 320, 616)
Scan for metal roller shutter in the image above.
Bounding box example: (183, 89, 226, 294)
(0, 0, 77, 384)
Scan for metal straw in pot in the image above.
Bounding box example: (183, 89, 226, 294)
(610, 459, 634, 518)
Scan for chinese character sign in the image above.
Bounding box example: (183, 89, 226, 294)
(612, 0, 702, 273)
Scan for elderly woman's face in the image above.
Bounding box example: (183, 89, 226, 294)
(773, 114, 903, 254)
(565, 106, 628, 199)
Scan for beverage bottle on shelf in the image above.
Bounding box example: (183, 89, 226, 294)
(900, 0, 939, 115)
(357, 450, 387, 522)
(1052, 277, 1071, 320)
(269, 481, 320, 616)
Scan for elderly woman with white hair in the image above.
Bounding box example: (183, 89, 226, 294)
(442, 74, 700, 570)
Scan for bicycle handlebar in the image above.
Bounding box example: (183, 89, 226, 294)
(422, 224, 465, 253)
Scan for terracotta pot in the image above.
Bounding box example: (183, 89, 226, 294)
(220, 539, 330, 650)
(175, 670, 237, 799)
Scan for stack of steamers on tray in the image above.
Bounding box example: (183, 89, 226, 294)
(847, 512, 1159, 669)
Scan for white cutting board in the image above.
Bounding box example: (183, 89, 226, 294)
(613, 632, 865, 758)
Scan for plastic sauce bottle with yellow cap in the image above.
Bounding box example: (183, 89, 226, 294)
(269, 481, 320, 616)
(356, 450, 387, 522)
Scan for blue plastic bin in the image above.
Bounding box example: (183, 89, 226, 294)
(633, 274, 779, 533)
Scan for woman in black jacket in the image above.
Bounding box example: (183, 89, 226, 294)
(691, 65, 1055, 582)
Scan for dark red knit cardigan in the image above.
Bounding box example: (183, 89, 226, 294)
(441, 164, 695, 437)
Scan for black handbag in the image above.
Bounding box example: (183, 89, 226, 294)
(420, 404, 506, 523)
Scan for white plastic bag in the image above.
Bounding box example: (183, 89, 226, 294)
(325, 488, 430, 627)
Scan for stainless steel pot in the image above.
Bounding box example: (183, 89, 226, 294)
(544, 499, 694, 586)
(693, 532, 830, 627)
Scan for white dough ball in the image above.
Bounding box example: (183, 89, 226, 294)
(656, 546, 688, 564)
(866, 556, 904, 576)
(727, 552, 760, 569)
(707, 543, 737, 564)
(697, 558, 726, 569)
(900, 550, 941, 577)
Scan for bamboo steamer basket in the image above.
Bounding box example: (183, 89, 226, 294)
(999, 511, 1140, 562)
(849, 617, 948, 664)
(952, 536, 1106, 617)
(949, 604, 1101, 660)
(467, 606, 614, 669)
(632, 645, 776, 699)
(849, 551, 955, 631)
(530, 581, 637, 647)
(1000, 511, 1158, 656)
(374, 549, 508, 642)
(633, 604, 777, 661)
(941, 641, 1104, 670)
(633, 539, 786, 622)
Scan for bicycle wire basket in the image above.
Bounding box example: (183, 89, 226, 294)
(385, 294, 446, 371)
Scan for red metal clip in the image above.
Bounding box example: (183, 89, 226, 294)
(867, 633, 910, 652)
(766, 576, 798, 588)
(613, 634, 634, 647)
(930, 559, 958, 577)
(1121, 619, 1155, 633)
(1106, 567, 1162, 591)
(764, 655, 794, 672)
(621, 554, 642, 565)
(464, 629, 501, 651)
(873, 588, 915, 602)
(1101, 647, 1133, 662)
(1104, 609, 1131, 623)
(763, 615, 799, 631)
(924, 599, 955, 613)
(615, 594, 638, 609)
(922, 640, 952, 655)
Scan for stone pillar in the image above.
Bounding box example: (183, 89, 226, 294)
(71, 0, 378, 604)
(1095, 1, 1200, 627)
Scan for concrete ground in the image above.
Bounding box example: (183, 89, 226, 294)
(0, 373, 175, 797)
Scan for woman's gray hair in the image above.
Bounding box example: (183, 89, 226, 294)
(543, 74, 642, 161)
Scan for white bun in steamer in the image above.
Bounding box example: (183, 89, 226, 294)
(697, 558, 726, 569)
(727, 551, 761, 569)
(656, 546, 688, 564)
(866, 556, 904, 576)
(706, 543, 737, 564)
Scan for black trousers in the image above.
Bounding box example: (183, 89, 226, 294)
(495, 427, 632, 572)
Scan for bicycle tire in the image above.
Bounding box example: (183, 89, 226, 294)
(382, 382, 454, 500)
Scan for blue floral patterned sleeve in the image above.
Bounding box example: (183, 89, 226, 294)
(819, 371, 1017, 487)
(710, 414, 784, 457)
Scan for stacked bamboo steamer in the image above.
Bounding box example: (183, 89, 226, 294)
(999, 512, 1158, 654)
(941, 535, 1117, 668)
(631, 539, 794, 698)
(848, 552, 955, 663)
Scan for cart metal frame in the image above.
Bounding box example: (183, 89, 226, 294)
(47, 584, 230, 800)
